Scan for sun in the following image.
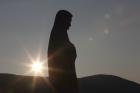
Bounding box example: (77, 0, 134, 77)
(29, 58, 46, 76)
(24, 49, 48, 76)
(31, 62, 43, 73)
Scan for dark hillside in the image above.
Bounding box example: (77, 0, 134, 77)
(0, 74, 140, 93)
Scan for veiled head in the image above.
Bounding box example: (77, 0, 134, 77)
(53, 10, 73, 30)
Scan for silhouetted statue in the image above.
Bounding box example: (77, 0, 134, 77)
(48, 10, 78, 93)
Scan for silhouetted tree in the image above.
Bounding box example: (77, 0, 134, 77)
(48, 10, 78, 93)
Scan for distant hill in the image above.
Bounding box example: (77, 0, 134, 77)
(0, 73, 140, 93)
(79, 74, 140, 93)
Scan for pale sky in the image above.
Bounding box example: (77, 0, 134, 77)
(0, 0, 140, 83)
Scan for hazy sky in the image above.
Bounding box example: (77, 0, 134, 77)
(0, 0, 140, 83)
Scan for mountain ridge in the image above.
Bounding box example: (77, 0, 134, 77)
(0, 73, 140, 93)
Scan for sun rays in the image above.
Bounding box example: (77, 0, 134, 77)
(31, 62, 43, 73)
(23, 48, 48, 76)
(22, 43, 64, 77)
(29, 58, 45, 76)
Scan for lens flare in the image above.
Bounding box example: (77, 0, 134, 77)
(31, 62, 43, 73)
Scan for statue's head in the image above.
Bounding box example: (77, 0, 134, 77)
(54, 10, 73, 30)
